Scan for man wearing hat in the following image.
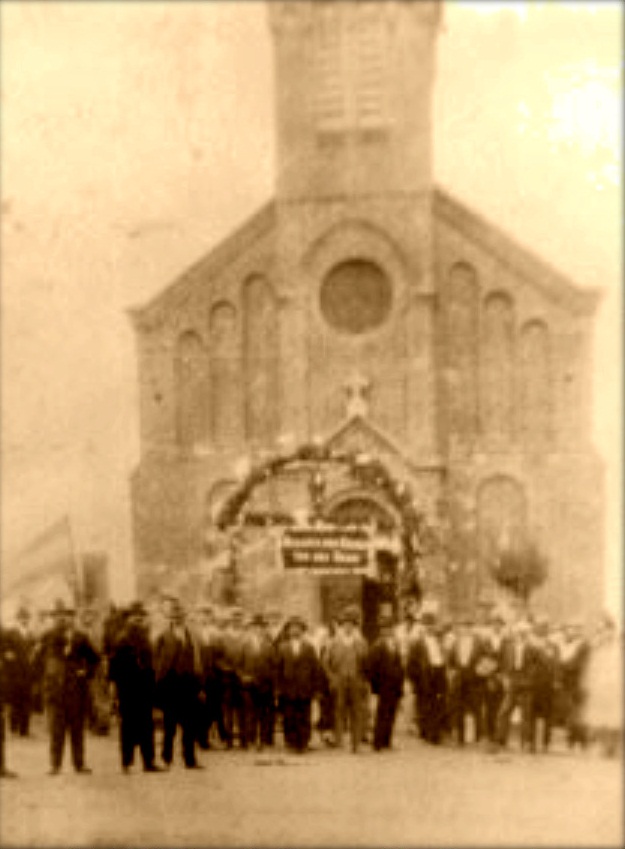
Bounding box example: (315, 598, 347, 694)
(367, 613, 404, 751)
(196, 604, 227, 750)
(276, 615, 321, 753)
(79, 606, 112, 737)
(495, 619, 540, 751)
(407, 608, 448, 744)
(30, 610, 51, 715)
(447, 616, 484, 746)
(240, 613, 277, 751)
(394, 605, 422, 736)
(5, 606, 35, 738)
(476, 610, 510, 747)
(154, 598, 203, 769)
(40, 599, 100, 775)
(109, 601, 161, 773)
(0, 627, 18, 778)
(557, 619, 590, 749)
(395, 603, 420, 665)
(525, 617, 557, 753)
(219, 606, 248, 749)
(324, 606, 369, 752)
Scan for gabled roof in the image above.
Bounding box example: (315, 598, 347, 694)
(325, 414, 443, 475)
(433, 187, 602, 316)
(128, 185, 601, 333)
(128, 201, 277, 331)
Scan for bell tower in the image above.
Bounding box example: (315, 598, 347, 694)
(269, 0, 443, 200)
(269, 0, 444, 458)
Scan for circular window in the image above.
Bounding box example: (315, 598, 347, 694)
(320, 259, 392, 334)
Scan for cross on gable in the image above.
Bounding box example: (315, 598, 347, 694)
(343, 372, 371, 419)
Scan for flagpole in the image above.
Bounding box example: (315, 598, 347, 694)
(65, 514, 82, 608)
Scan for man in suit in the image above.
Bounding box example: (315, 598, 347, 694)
(109, 601, 161, 773)
(240, 614, 277, 751)
(395, 604, 422, 737)
(196, 605, 228, 749)
(0, 628, 18, 778)
(40, 599, 100, 775)
(79, 606, 112, 737)
(315, 618, 338, 746)
(154, 598, 203, 769)
(268, 610, 288, 745)
(526, 617, 557, 753)
(102, 603, 124, 664)
(6, 606, 35, 737)
(30, 611, 51, 715)
(324, 606, 369, 753)
(495, 619, 539, 751)
(448, 617, 484, 745)
(407, 610, 448, 744)
(219, 607, 248, 749)
(558, 620, 590, 749)
(276, 616, 321, 753)
(477, 611, 509, 747)
(367, 613, 404, 751)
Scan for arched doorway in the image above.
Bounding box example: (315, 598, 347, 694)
(323, 491, 400, 641)
(325, 491, 397, 530)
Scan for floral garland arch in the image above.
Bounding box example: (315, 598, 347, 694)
(215, 441, 438, 598)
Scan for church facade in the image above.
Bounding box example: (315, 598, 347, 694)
(129, 1, 604, 626)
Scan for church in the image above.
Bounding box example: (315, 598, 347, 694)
(129, 1, 604, 631)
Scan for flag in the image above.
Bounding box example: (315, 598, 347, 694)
(3, 516, 79, 607)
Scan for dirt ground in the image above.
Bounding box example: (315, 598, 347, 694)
(1, 715, 622, 848)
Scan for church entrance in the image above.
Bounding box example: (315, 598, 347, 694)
(320, 494, 400, 641)
(319, 574, 394, 643)
(212, 440, 426, 633)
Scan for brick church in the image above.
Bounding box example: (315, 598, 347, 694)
(129, 1, 604, 628)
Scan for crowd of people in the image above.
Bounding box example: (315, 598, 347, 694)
(0, 594, 622, 779)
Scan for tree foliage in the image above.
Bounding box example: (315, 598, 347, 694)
(490, 540, 548, 604)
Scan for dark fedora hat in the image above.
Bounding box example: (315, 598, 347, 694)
(285, 614, 306, 632)
(16, 605, 31, 621)
(127, 601, 148, 618)
(50, 598, 75, 616)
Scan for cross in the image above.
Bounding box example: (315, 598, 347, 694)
(343, 372, 371, 419)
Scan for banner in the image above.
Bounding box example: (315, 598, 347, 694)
(4, 515, 79, 606)
(282, 527, 371, 572)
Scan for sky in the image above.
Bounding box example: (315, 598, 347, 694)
(1, 1, 621, 610)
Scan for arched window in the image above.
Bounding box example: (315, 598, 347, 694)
(442, 262, 479, 440)
(477, 475, 527, 578)
(174, 330, 207, 449)
(481, 292, 515, 440)
(209, 302, 239, 447)
(519, 320, 551, 445)
(243, 276, 278, 444)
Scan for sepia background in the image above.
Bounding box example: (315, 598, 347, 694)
(1, 2, 621, 612)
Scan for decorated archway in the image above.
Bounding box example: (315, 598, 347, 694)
(214, 440, 439, 601)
